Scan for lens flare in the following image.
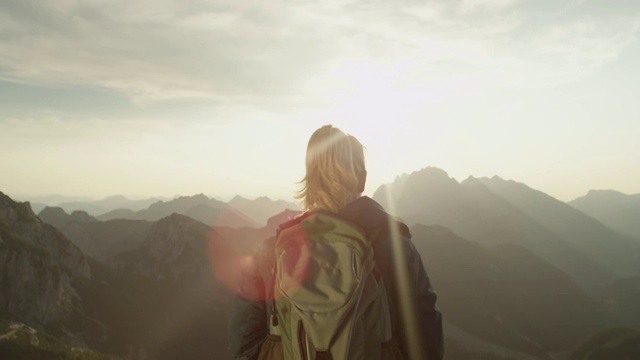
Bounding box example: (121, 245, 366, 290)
(206, 225, 261, 299)
(385, 189, 425, 360)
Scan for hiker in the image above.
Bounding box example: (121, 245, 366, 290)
(228, 125, 443, 360)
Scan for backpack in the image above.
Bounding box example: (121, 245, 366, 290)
(266, 211, 393, 360)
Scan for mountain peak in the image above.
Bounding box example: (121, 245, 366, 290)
(188, 193, 210, 201)
(412, 166, 451, 179)
(405, 166, 458, 189)
(372, 166, 460, 214)
(230, 195, 273, 204)
(570, 189, 630, 205)
(230, 195, 247, 203)
(69, 210, 98, 223)
(586, 189, 627, 197)
(0, 191, 40, 225)
(39, 206, 68, 216)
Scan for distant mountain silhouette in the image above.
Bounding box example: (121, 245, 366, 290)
(37, 206, 72, 228)
(570, 190, 640, 240)
(411, 224, 605, 358)
(473, 176, 640, 278)
(40, 194, 164, 216)
(13, 194, 92, 214)
(38, 206, 97, 228)
(96, 208, 136, 221)
(96, 194, 257, 228)
(228, 195, 300, 225)
(372, 167, 616, 288)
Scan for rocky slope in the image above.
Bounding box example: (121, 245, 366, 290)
(0, 191, 95, 347)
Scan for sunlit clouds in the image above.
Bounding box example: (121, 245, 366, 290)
(1, 0, 640, 201)
(2, 0, 637, 103)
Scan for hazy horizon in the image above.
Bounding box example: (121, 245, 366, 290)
(2, 0, 639, 203)
(7, 166, 639, 206)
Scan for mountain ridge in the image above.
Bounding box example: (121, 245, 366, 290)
(372, 167, 614, 288)
(569, 189, 640, 240)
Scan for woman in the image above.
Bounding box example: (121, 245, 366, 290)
(228, 125, 443, 359)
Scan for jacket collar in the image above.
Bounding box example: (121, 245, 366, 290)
(339, 196, 390, 231)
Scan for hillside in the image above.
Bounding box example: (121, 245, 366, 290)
(411, 224, 605, 358)
(473, 176, 640, 278)
(569, 190, 640, 240)
(59, 219, 154, 264)
(0, 320, 116, 360)
(80, 214, 237, 360)
(52, 195, 163, 217)
(372, 167, 612, 288)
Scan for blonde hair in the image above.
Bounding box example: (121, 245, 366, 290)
(296, 125, 366, 212)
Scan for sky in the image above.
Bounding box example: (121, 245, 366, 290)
(1, 0, 639, 203)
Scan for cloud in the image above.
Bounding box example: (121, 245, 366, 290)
(0, 0, 638, 106)
(0, 0, 344, 104)
(0, 113, 167, 143)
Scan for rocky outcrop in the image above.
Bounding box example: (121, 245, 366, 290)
(0, 249, 75, 326)
(0, 191, 90, 329)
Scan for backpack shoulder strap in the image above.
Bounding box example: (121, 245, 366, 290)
(268, 211, 314, 332)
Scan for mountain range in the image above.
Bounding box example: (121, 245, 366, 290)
(373, 168, 640, 289)
(94, 194, 299, 229)
(569, 190, 640, 240)
(22, 194, 166, 217)
(2, 166, 639, 359)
